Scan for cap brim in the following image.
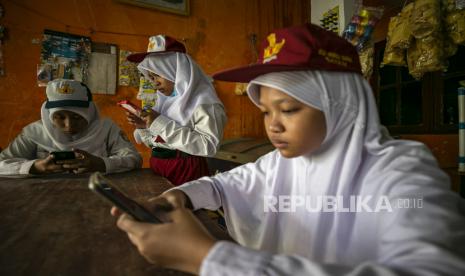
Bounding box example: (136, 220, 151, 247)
(212, 64, 312, 83)
(127, 52, 172, 63)
(127, 52, 150, 63)
(127, 46, 187, 63)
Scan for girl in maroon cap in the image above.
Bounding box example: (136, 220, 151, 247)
(126, 35, 226, 186)
(113, 25, 465, 275)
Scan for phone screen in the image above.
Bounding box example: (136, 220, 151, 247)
(51, 151, 76, 161)
(88, 172, 162, 224)
(117, 100, 141, 117)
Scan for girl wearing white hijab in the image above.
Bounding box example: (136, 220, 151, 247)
(125, 35, 226, 186)
(112, 24, 465, 275)
(0, 79, 142, 176)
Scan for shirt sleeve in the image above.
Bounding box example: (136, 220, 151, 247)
(177, 152, 465, 275)
(0, 132, 38, 176)
(200, 241, 404, 276)
(101, 123, 143, 174)
(201, 221, 465, 276)
(133, 128, 156, 147)
(172, 154, 270, 211)
(147, 103, 227, 156)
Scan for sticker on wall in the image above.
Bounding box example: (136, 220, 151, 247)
(234, 83, 248, 95)
(137, 76, 157, 109)
(141, 99, 157, 110)
(119, 49, 140, 87)
(320, 6, 339, 34)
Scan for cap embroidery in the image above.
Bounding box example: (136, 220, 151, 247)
(318, 49, 353, 68)
(147, 36, 164, 52)
(57, 83, 74, 94)
(147, 41, 157, 51)
(263, 33, 285, 63)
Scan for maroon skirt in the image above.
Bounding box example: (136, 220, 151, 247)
(149, 151, 209, 186)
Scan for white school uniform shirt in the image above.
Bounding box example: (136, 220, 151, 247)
(134, 103, 226, 156)
(134, 53, 226, 156)
(175, 71, 465, 275)
(0, 103, 142, 177)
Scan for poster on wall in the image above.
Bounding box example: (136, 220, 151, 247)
(37, 29, 91, 87)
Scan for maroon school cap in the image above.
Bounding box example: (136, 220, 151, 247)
(213, 23, 362, 82)
(127, 35, 186, 63)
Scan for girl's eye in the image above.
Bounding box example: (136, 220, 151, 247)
(282, 108, 299, 114)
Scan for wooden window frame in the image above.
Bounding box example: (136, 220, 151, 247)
(372, 41, 464, 135)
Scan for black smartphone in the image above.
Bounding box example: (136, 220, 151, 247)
(51, 151, 76, 161)
(88, 172, 162, 224)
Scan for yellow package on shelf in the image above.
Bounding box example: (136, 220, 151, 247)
(445, 9, 465, 45)
(411, 0, 441, 39)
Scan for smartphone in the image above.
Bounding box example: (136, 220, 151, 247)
(51, 151, 76, 161)
(88, 172, 162, 223)
(117, 100, 142, 117)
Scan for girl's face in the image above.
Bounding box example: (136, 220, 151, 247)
(147, 71, 175, 96)
(258, 86, 327, 158)
(51, 110, 88, 135)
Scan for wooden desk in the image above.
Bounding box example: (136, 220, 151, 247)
(0, 169, 229, 276)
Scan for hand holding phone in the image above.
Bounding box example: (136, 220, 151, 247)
(50, 151, 76, 161)
(139, 108, 160, 128)
(88, 172, 162, 223)
(58, 149, 106, 174)
(30, 154, 66, 174)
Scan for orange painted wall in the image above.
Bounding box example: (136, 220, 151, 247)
(0, 0, 310, 166)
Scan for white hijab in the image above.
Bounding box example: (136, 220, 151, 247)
(217, 70, 464, 263)
(137, 52, 223, 126)
(33, 102, 110, 152)
(247, 70, 400, 195)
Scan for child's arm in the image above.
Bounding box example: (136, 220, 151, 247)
(133, 128, 157, 147)
(112, 193, 217, 275)
(169, 151, 271, 211)
(200, 197, 465, 276)
(114, 205, 464, 276)
(200, 241, 400, 275)
(161, 155, 465, 275)
(198, 171, 465, 276)
(145, 103, 226, 156)
(124, 109, 159, 149)
(0, 132, 40, 176)
(100, 120, 143, 173)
